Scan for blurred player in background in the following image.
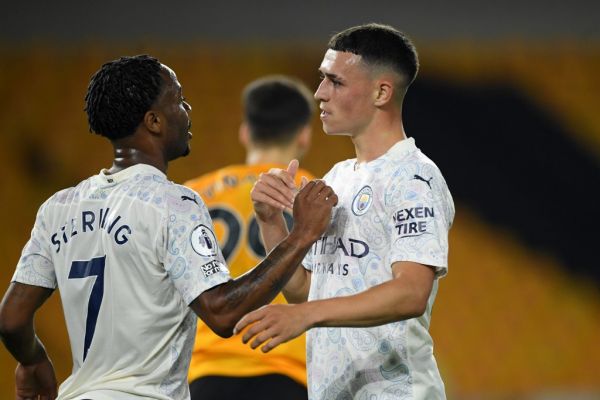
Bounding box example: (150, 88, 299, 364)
(0, 55, 336, 400)
(236, 24, 454, 400)
(185, 76, 315, 400)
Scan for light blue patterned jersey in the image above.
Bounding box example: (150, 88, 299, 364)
(12, 164, 231, 400)
(303, 138, 454, 400)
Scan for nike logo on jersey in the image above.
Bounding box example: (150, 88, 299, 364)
(412, 174, 433, 189)
(181, 195, 199, 205)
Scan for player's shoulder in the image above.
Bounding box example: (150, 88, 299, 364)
(161, 182, 205, 206)
(384, 145, 452, 206)
(399, 153, 443, 177)
(386, 140, 445, 178)
(44, 175, 96, 208)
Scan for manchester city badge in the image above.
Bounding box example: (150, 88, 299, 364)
(352, 185, 373, 216)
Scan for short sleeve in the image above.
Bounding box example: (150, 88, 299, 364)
(386, 164, 453, 277)
(12, 200, 57, 289)
(161, 185, 231, 305)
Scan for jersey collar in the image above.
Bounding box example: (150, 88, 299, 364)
(354, 137, 417, 171)
(94, 163, 167, 186)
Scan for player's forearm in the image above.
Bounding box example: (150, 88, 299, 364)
(301, 278, 431, 328)
(0, 283, 53, 365)
(282, 268, 310, 304)
(0, 319, 49, 366)
(256, 214, 310, 303)
(257, 213, 310, 302)
(257, 212, 288, 253)
(195, 230, 312, 337)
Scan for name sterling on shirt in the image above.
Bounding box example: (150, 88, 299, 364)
(50, 208, 132, 253)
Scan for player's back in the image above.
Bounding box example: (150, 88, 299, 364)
(25, 164, 215, 399)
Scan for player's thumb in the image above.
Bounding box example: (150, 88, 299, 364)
(300, 176, 309, 190)
(287, 159, 299, 179)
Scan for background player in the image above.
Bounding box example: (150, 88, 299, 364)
(0, 55, 336, 399)
(235, 24, 455, 399)
(185, 76, 315, 400)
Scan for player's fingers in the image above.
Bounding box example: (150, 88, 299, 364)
(251, 190, 287, 210)
(252, 180, 293, 209)
(305, 180, 327, 201)
(242, 319, 271, 344)
(258, 174, 295, 204)
(327, 193, 339, 207)
(296, 180, 316, 200)
(318, 186, 335, 200)
(234, 309, 265, 336)
(250, 329, 276, 350)
(261, 335, 285, 353)
(267, 168, 296, 190)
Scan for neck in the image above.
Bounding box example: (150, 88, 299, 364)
(107, 132, 168, 174)
(245, 145, 300, 166)
(352, 116, 406, 163)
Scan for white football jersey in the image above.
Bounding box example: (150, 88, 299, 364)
(12, 164, 231, 400)
(303, 138, 454, 400)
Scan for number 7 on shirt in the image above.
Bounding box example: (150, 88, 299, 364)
(68, 255, 106, 361)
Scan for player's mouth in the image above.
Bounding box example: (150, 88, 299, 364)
(320, 109, 330, 119)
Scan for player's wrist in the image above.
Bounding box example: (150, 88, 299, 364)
(285, 228, 316, 250)
(254, 208, 284, 224)
(300, 301, 323, 329)
(18, 337, 49, 366)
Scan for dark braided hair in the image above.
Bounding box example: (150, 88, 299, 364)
(328, 23, 419, 89)
(84, 55, 164, 140)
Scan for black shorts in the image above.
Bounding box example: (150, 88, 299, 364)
(189, 374, 308, 400)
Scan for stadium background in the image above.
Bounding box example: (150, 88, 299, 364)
(1, 1, 599, 398)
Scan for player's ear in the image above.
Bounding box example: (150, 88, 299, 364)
(373, 80, 394, 107)
(239, 122, 250, 148)
(144, 109, 162, 135)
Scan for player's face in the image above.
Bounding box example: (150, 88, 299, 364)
(314, 50, 377, 137)
(155, 65, 192, 160)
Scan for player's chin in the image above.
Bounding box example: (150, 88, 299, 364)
(170, 144, 190, 160)
(323, 126, 350, 136)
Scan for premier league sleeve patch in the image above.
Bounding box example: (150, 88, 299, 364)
(190, 224, 219, 257)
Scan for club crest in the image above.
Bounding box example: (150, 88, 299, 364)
(352, 185, 373, 216)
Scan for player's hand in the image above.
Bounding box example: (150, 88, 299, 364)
(251, 160, 299, 223)
(15, 357, 58, 400)
(290, 179, 338, 246)
(235, 303, 310, 353)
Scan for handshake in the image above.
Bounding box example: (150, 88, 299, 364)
(251, 159, 338, 248)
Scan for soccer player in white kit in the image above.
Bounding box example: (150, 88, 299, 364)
(235, 24, 455, 399)
(0, 55, 337, 400)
